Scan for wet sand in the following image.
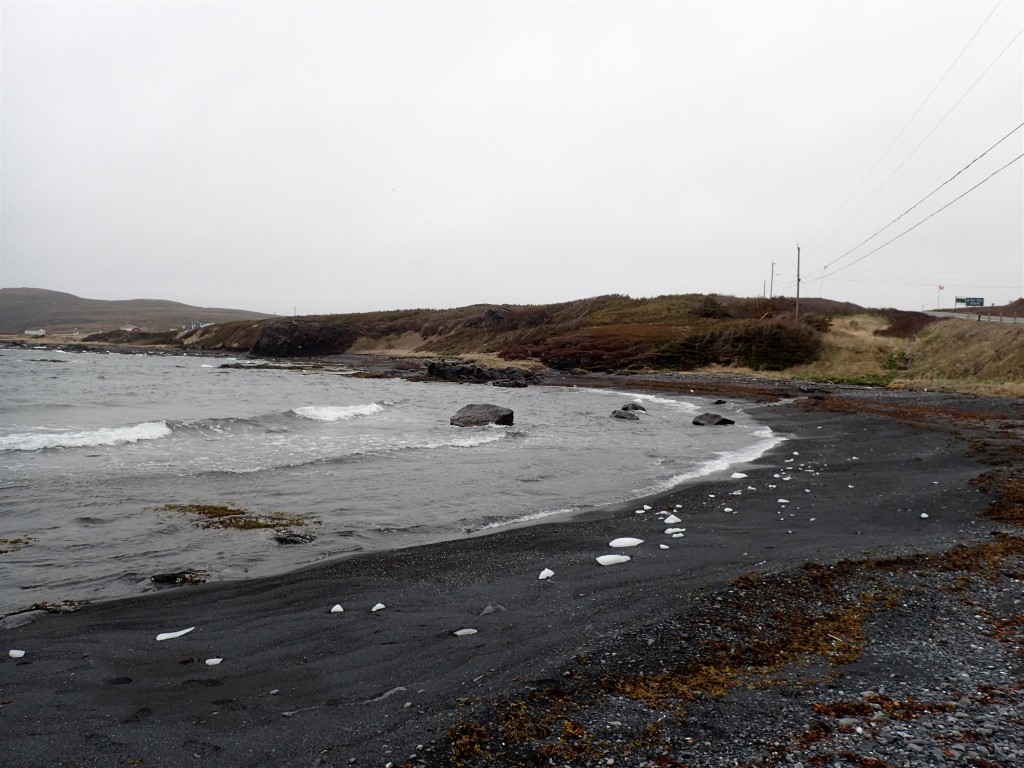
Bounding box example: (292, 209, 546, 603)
(1, 386, 1021, 767)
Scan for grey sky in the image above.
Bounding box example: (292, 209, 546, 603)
(2, 0, 1021, 315)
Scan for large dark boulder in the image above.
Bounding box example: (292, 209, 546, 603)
(451, 404, 514, 427)
(251, 320, 359, 357)
(620, 402, 646, 412)
(427, 359, 538, 386)
(692, 412, 735, 426)
(611, 409, 640, 421)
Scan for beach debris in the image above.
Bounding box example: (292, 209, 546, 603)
(371, 603, 386, 612)
(664, 527, 685, 534)
(9, 649, 26, 659)
(156, 627, 195, 641)
(480, 603, 506, 615)
(659, 544, 669, 550)
(730, 472, 748, 479)
(453, 628, 478, 637)
(609, 537, 643, 548)
(330, 604, 344, 613)
(205, 658, 222, 666)
(538, 568, 554, 580)
(920, 512, 930, 519)
(692, 413, 734, 426)
(273, 530, 317, 545)
(663, 514, 681, 524)
(150, 569, 207, 586)
(596, 554, 631, 566)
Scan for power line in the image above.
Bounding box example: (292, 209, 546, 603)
(822, 152, 1024, 279)
(802, 1, 1005, 250)
(808, 24, 1023, 258)
(820, 122, 1024, 271)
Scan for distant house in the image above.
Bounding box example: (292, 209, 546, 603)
(120, 324, 142, 333)
(181, 321, 203, 331)
(24, 329, 46, 337)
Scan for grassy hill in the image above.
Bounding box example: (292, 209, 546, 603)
(0, 288, 271, 333)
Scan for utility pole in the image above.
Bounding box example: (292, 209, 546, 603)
(795, 245, 801, 323)
(769, 261, 775, 299)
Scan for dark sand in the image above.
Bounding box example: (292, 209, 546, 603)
(1, 384, 1021, 767)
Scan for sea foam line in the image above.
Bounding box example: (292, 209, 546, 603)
(649, 426, 785, 493)
(0, 421, 172, 452)
(582, 388, 703, 413)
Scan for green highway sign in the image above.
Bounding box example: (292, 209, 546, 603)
(955, 297, 985, 307)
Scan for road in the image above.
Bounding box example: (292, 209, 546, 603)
(926, 310, 1023, 324)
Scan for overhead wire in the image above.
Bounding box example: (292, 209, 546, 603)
(820, 152, 1024, 279)
(801, 1, 1005, 251)
(810, 26, 1024, 258)
(819, 122, 1024, 272)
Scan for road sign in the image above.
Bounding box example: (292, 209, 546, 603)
(955, 297, 985, 307)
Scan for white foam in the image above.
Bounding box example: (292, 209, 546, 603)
(479, 509, 571, 531)
(292, 403, 385, 422)
(585, 388, 702, 413)
(1, 421, 172, 452)
(650, 427, 785, 494)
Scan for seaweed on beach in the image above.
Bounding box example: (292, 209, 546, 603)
(0, 536, 36, 555)
(439, 536, 1024, 768)
(152, 503, 315, 533)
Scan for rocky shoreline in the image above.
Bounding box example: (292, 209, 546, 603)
(1, 353, 1021, 767)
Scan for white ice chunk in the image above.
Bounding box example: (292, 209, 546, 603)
(664, 527, 686, 534)
(205, 658, 222, 666)
(330, 604, 344, 613)
(920, 512, 930, 519)
(596, 554, 631, 566)
(778, 499, 790, 504)
(659, 544, 669, 550)
(453, 628, 478, 636)
(9, 649, 25, 659)
(538, 568, 554, 580)
(156, 627, 195, 641)
(371, 603, 386, 612)
(643, 505, 652, 510)
(724, 507, 734, 513)
(609, 537, 644, 548)
(730, 472, 748, 479)
(672, 533, 685, 538)
(663, 514, 681, 524)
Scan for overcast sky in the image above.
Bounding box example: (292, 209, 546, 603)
(2, 0, 1022, 315)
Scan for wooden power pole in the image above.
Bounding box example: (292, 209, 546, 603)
(795, 245, 801, 323)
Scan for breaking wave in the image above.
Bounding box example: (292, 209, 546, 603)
(290, 403, 386, 422)
(0, 421, 172, 452)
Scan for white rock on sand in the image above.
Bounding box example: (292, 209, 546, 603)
(156, 627, 195, 641)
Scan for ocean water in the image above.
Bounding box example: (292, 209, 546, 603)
(0, 347, 782, 614)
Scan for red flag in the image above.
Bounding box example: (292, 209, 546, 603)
(938, 285, 944, 290)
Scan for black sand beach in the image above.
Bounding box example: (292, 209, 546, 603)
(2, 383, 1022, 767)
